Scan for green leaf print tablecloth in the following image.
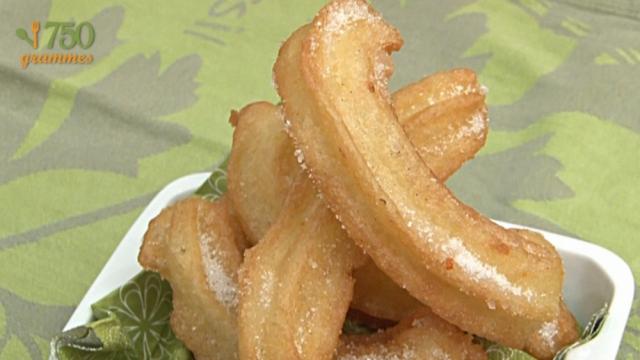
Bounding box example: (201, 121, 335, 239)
(0, 0, 638, 359)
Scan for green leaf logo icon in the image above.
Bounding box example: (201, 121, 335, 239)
(15, 28, 33, 46)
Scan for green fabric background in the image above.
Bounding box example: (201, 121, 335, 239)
(0, 0, 638, 358)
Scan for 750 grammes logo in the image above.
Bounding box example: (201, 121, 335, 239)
(16, 21, 96, 69)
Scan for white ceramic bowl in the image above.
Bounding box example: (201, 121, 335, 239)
(64, 173, 635, 359)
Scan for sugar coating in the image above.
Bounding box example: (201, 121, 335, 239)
(294, 150, 304, 163)
(374, 61, 390, 92)
(393, 197, 540, 310)
(486, 299, 496, 310)
(441, 238, 534, 303)
(539, 320, 559, 349)
(338, 314, 462, 359)
(241, 263, 274, 360)
(283, 118, 293, 133)
(294, 148, 307, 170)
(294, 306, 318, 356)
(466, 111, 486, 136)
(338, 344, 417, 360)
(454, 110, 487, 141)
(199, 233, 238, 310)
(421, 109, 487, 161)
(422, 82, 481, 108)
(321, 0, 379, 35)
(259, 270, 274, 308)
(312, 0, 382, 80)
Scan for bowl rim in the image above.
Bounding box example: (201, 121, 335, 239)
(494, 220, 635, 359)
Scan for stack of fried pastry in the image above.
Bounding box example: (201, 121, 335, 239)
(138, 1, 579, 359)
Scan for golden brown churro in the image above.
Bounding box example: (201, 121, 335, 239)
(139, 197, 244, 360)
(138, 1, 579, 358)
(275, 0, 571, 356)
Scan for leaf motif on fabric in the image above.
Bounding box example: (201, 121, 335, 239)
(371, 0, 488, 90)
(0, 336, 31, 360)
(0, 288, 73, 358)
(620, 291, 640, 357)
(0, 302, 5, 352)
(448, 135, 574, 234)
(482, 4, 640, 131)
(449, 0, 576, 106)
(1, 54, 201, 183)
(4, 5, 125, 161)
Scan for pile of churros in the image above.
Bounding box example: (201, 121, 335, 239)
(138, 0, 580, 359)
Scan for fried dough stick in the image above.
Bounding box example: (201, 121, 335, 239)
(235, 77, 489, 359)
(228, 73, 489, 328)
(139, 197, 244, 360)
(354, 230, 579, 359)
(238, 177, 365, 360)
(274, 1, 568, 356)
(227, 102, 301, 245)
(392, 68, 485, 122)
(350, 95, 488, 322)
(234, 90, 577, 358)
(337, 309, 487, 360)
(228, 71, 486, 246)
(352, 258, 423, 322)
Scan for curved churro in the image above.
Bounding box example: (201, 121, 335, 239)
(138, 1, 580, 359)
(228, 69, 487, 246)
(138, 197, 244, 360)
(275, 0, 567, 355)
(227, 77, 491, 326)
(232, 75, 490, 358)
(351, 257, 423, 322)
(238, 176, 365, 360)
(338, 309, 487, 360)
(228, 102, 300, 245)
(392, 68, 484, 122)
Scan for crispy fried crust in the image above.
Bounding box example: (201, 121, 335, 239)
(228, 75, 487, 246)
(228, 102, 300, 245)
(138, 197, 244, 360)
(238, 177, 365, 360)
(227, 79, 491, 329)
(352, 258, 423, 322)
(227, 71, 492, 354)
(232, 68, 489, 360)
(514, 229, 580, 359)
(391, 68, 483, 122)
(527, 301, 580, 360)
(402, 93, 487, 178)
(274, 0, 566, 354)
(338, 309, 487, 360)
(136, 2, 579, 359)
(353, 230, 579, 359)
